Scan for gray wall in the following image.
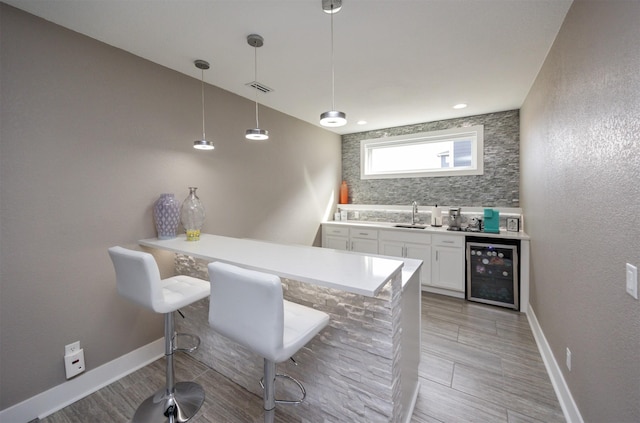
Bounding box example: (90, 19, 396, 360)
(520, 1, 640, 421)
(0, 4, 340, 410)
(342, 110, 520, 207)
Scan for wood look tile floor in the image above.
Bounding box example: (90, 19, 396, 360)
(39, 293, 565, 423)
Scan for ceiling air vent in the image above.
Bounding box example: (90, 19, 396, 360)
(245, 81, 273, 94)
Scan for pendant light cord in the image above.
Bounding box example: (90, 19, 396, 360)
(201, 68, 206, 140)
(254, 45, 260, 128)
(330, 3, 336, 111)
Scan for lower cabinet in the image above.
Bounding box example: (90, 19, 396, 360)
(349, 228, 379, 254)
(322, 223, 527, 308)
(322, 225, 349, 251)
(323, 224, 465, 294)
(378, 230, 432, 285)
(430, 234, 465, 292)
(322, 224, 378, 254)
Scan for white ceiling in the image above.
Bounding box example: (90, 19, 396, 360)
(5, 0, 572, 135)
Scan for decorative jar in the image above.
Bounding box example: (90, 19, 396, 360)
(180, 187, 206, 241)
(153, 193, 180, 240)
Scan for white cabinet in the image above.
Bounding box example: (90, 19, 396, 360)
(430, 234, 465, 292)
(323, 224, 465, 294)
(322, 224, 378, 254)
(350, 228, 379, 254)
(323, 225, 349, 251)
(379, 230, 431, 285)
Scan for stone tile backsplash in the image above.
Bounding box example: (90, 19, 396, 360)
(341, 110, 520, 207)
(337, 208, 519, 231)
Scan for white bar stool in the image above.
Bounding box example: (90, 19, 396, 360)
(207, 262, 329, 415)
(108, 246, 210, 423)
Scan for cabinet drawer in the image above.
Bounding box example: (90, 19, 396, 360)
(349, 228, 378, 240)
(433, 234, 464, 248)
(379, 229, 431, 244)
(323, 226, 349, 237)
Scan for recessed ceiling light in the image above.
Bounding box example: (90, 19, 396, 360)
(357, 120, 367, 125)
(453, 103, 468, 109)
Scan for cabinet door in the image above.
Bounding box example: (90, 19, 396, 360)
(432, 246, 464, 291)
(351, 238, 378, 254)
(379, 240, 405, 257)
(324, 235, 349, 251)
(405, 243, 432, 285)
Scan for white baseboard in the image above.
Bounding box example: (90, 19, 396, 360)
(420, 285, 465, 299)
(0, 338, 164, 423)
(403, 381, 420, 423)
(527, 305, 584, 423)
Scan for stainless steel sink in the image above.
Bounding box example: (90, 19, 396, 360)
(393, 224, 428, 229)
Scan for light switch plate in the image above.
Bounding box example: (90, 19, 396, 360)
(626, 263, 638, 299)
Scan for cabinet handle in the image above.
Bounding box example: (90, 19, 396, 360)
(350, 241, 354, 251)
(358, 232, 368, 236)
(442, 240, 454, 244)
(346, 241, 349, 250)
(436, 251, 439, 261)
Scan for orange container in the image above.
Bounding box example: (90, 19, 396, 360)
(339, 181, 348, 204)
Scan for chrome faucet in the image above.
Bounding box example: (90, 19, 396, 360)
(411, 201, 418, 225)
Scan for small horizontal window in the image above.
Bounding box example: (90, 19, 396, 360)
(360, 125, 484, 179)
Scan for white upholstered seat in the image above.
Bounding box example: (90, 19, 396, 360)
(207, 261, 329, 413)
(108, 246, 210, 423)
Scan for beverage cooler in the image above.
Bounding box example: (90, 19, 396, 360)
(465, 237, 520, 310)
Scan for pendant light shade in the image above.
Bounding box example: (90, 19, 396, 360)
(245, 128, 269, 140)
(193, 59, 214, 150)
(245, 34, 269, 141)
(320, 0, 346, 128)
(320, 110, 347, 127)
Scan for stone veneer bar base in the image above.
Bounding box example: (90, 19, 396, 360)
(175, 255, 406, 422)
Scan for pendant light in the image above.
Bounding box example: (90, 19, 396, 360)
(193, 59, 215, 150)
(245, 34, 269, 141)
(320, 0, 347, 127)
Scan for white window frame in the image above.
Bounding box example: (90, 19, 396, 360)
(360, 125, 484, 179)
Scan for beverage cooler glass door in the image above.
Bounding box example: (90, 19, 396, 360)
(466, 242, 519, 310)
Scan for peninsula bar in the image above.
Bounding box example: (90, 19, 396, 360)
(139, 234, 422, 422)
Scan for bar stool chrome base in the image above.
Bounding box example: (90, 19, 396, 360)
(132, 314, 205, 423)
(132, 382, 205, 423)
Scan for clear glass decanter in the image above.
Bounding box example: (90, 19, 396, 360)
(180, 187, 206, 241)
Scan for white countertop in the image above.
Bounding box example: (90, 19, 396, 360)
(139, 234, 405, 297)
(323, 220, 530, 240)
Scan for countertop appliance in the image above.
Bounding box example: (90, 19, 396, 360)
(483, 208, 500, 233)
(466, 236, 520, 310)
(447, 207, 462, 231)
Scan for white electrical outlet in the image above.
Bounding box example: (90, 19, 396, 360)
(65, 341, 80, 356)
(626, 263, 638, 299)
(64, 341, 85, 379)
(566, 348, 572, 371)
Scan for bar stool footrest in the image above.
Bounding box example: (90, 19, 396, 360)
(260, 373, 306, 405)
(174, 333, 201, 353)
